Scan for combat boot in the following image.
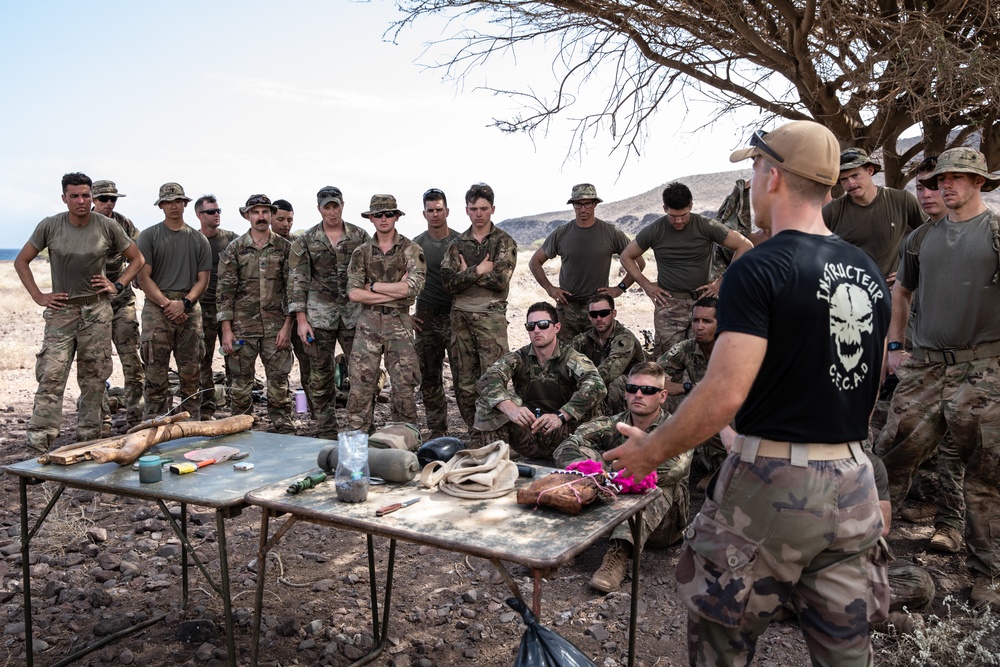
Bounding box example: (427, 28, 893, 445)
(929, 524, 962, 554)
(898, 502, 936, 523)
(590, 541, 631, 593)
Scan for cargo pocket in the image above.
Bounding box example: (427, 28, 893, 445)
(866, 537, 891, 623)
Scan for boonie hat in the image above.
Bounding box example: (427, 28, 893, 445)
(839, 148, 882, 175)
(240, 194, 278, 217)
(154, 182, 192, 206)
(729, 121, 840, 186)
(362, 194, 405, 218)
(92, 180, 126, 198)
(567, 183, 603, 204)
(918, 147, 1000, 193)
(317, 186, 343, 207)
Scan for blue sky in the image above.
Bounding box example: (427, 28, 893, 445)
(0, 0, 760, 248)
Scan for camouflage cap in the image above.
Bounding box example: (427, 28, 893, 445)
(361, 194, 405, 218)
(317, 186, 344, 207)
(839, 148, 882, 175)
(918, 147, 1000, 192)
(730, 121, 840, 186)
(154, 182, 192, 206)
(239, 194, 278, 217)
(566, 183, 603, 204)
(91, 180, 126, 198)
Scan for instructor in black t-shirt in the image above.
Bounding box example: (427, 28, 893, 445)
(606, 121, 891, 666)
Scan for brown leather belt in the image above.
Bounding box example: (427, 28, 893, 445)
(363, 305, 402, 315)
(733, 435, 865, 467)
(415, 302, 451, 316)
(64, 294, 108, 306)
(911, 340, 1000, 365)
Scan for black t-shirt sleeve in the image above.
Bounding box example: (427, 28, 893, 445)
(717, 244, 786, 340)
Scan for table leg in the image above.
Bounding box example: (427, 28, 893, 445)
(353, 536, 395, 667)
(216, 509, 237, 667)
(250, 508, 271, 667)
(627, 508, 644, 667)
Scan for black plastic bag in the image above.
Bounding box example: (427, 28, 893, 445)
(507, 597, 598, 667)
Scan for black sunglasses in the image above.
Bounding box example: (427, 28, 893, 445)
(524, 320, 554, 331)
(588, 308, 612, 319)
(96, 196, 118, 203)
(423, 188, 446, 199)
(750, 130, 785, 164)
(625, 384, 663, 395)
(370, 211, 397, 219)
(200, 208, 222, 215)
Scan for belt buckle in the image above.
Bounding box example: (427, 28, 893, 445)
(942, 349, 957, 365)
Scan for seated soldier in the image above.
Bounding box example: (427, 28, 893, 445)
(656, 297, 736, 488)
(474, 302, 606, 460)
(554, 362, 692, 593)
(570, 294, 646, 413)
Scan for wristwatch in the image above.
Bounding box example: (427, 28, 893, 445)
(369, 280, 377, 292)
(113, 281, 124, 295)
(887, 342, 903, 352)
(181, 297, 193, 311)
(557, 412, 568, 424)
(617, 281, 628, 292)
(683, 382, 693, 394)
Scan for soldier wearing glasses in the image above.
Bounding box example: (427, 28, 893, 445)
(345, 195, 426, 433)
(570, 294, 645, 413)
(474, 302, 605, 459)
(529, 184, 641, 341)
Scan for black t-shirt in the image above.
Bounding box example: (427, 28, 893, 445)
(718, 231, 890, 442)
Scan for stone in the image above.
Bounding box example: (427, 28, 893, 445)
(195, 642, 216, 660)
(87, 527, 108, 543)
(587, 624, 610, 642)
(119, 649, 135, 664)
(177, 620, 217, 644)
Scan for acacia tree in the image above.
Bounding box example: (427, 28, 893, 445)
(393, 0, 1000, 187)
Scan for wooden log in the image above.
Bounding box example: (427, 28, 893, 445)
(125, 412, 191, 435)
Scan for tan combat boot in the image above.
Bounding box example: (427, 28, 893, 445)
(929, 524, 962, 554)
(590, 541, 631, 593)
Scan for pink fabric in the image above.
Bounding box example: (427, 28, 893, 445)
(564, 460, 657, 494)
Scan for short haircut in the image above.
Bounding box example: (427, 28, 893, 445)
(765, 158, 831, 204)
(61, 172, 92, 193)
(915, 155, 938, 177)
(693, 296, 718, 312)
(526, 301, 558, 322)
(628, 361, 666, 383)
(587, 294, 614, 310)
(195, 195, 217, 212)
(465, 182, 495, 206)
(662, 182, 693, 209)
(273, 199, 293, 212)
(423, 188, 448, 207)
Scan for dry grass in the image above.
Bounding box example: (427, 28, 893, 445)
(0, 262, 45, 371)
(30, 485, 99, 556)
(876, 598, 1000, 666)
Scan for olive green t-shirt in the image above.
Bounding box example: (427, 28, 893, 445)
(414, 229, 461, 309)
(540, 218, 631, 297)
(202, 229, 238, 305)
(136, 222, 212, 293)
(634, 213, 731, 293)
(28, 212, 133, 298)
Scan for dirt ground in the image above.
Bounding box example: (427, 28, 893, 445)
(0, 260, 980, 667)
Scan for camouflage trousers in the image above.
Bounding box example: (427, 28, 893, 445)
(556, 300, 591, 343)
(878, 357, 1000, 577)
(140, 298, 204, 421)
(414, 304, 457, 435)
(199, 300, 227, 418)
(346, 308, 420, 433)
(476, 419, 574, 462)
(105, 295, 143, 426)
(306, 324, 355, 440)
(451, 309, 509, 429)
(27, 299, 113, 451)
(290, 318, 312, 414)
(229, 336, 294, 433)
(681, 448, 886, 666)
(652, 295, 695, 358)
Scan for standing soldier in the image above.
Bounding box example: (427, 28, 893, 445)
(413, 188, 461, 438)
(136, 183, 211, 421)
(441, 183, 518, 430)
(269, 198, 310, 410)
(529, 184, 642, 341)
(345, 195, 426, 432)
(15, 172, 143, 452)
(195, 195, 237, 420)
(288, 186, 370, 439)
(92, 179, 144, 427)
(217, 195, 295, 433)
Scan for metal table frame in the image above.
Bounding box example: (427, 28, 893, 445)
(246, 473, 659, 667)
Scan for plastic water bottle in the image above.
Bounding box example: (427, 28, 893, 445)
(219, 339, 245, 355)
(294, 389, 308, 413)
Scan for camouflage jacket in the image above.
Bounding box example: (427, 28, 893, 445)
(440, 224, 518, 313)
(216, 230, 291, 337)
(657, 339, 709, 385)
(346, 231, 427, 308)
(553, 408, 691, 487)
(102, 210, 139, 306)
(287, 222, 370, 330)
(475, 342, 606, 430)
(571, 320, 646, 384)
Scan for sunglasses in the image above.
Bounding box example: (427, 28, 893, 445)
(96, 196, 118, 203)
(572, 201, 596, 209)
(200, 208, 222, 216)
(625, 384, 663, 396)
(750, 130, 785, 164)
(524, 320, 554, 331)
(370, 211, 397, 219)
(588, 308, 612, 319)
(423, 188, 445, 199)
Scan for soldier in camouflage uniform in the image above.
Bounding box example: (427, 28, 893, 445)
(475, 302, 606, 460)
(345, 194, 426, 433)
(217, 195, 294, 433)
(92, 180, 144, 427)
(441, 183, 518, 430)
(270, 199, 311, 412)
(555, 362, 691, 593)
(16, 173, 144, 452)
(413, 189, 461, 438)
(570, 294, 645, 413)
(875, 147, 1000, 609)
(195, 195, 238, 419)
(136, 183, 211, 421)
(288, 186, 371, 439)
(607, 122, 891, 665)
(710, 178, 753, 279)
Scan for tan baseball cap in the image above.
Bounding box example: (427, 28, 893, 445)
(730, 121, 840, 186)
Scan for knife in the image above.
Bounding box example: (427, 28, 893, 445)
(375, 497, 421, 517)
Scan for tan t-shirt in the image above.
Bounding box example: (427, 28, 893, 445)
(28, 212, 133, 298)
(540, 218, 631, 297)
(634, 213, 730, 293)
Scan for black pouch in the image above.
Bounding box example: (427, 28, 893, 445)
(507, 598, 597, 667)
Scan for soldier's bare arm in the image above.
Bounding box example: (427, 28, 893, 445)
(188, 269, 210, 303)
(698, 230, 754, 297)
(886, 281, 914, 374)
(529, 246, 572, 304)
(621, 240, 671, 305)
(15, 242, 68, 309)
